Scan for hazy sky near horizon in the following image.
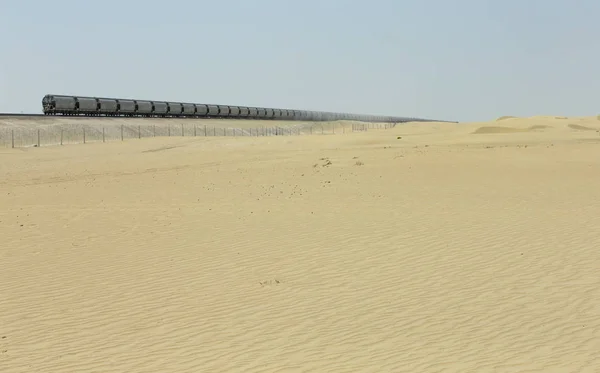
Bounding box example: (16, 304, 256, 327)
(1, 0, 599, 122)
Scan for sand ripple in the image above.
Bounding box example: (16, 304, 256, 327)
(2, 118, 600, 372)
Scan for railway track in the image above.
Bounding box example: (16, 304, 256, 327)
(0, 113, 46, 117)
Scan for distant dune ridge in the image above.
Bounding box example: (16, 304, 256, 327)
(495, 115, 518, 121)
(568, 123, 598, 131)
(474, 115, 600, 135)
(472, 124, 551, 134)
(1, 115, 600, 372)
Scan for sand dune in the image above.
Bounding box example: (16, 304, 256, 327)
(472, 124, 552, 134)
(495, 115, 518, 121)
(568, 123, 599, 131)
(2, 116, 600, 372)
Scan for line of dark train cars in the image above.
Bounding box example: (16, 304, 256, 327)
(41, 94, 442, 123)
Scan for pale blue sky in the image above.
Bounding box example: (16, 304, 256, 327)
(1, 0, 598, 122)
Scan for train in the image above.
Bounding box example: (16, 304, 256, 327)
(41, 94, 447, 123)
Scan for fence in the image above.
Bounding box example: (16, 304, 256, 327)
(0, 121, 396, 149)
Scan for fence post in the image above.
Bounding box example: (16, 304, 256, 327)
(11, 130, 14, 148)
(205, 125, 207, 136)
(138, 125, 141, 139)
(194, 125, 197, 137)
(121, 125, 124, 141)
(37, 129, 40, 147)
(181, 123, 184, 137)
(153, 124, 156, 137)
(213, 127, 216, 136)
(168, 124, 171, 136)
(83, 127, 86, 144)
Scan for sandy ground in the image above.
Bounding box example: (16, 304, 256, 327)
(1, 116, 600, 372)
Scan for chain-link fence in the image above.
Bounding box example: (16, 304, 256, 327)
(0, 121, 395, 148)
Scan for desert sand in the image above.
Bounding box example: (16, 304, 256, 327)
(1, 116, 600, 372)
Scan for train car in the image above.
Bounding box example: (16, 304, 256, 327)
(270, 109, 279, 119)
(218, 105, 230, 117)
(248, 107, 258, 117)
(239, 106, 249, 117)
(98, 98, 117, 114)
(182, 103, 195, 116)
(118, 99, 136, 114)
(77, 97, 98, 114)
(42, 94, 76, 115)
(229, 106, 241, 117)
(265, 108, 274, 119)
(256, 107, 266, 118)
(207, 105, 219, 116)
(168, 102, 183, 116)
(41, 95, 53, 113)
(153, 101, 168, 115)
(136, 100, 153, 115)
(195, 104, 208, 116)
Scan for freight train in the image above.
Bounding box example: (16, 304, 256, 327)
(41, 93, 441, 123)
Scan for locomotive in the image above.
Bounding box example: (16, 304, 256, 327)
(41, 93, 437, 123)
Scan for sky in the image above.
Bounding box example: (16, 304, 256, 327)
(1, 0, 599, 122)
